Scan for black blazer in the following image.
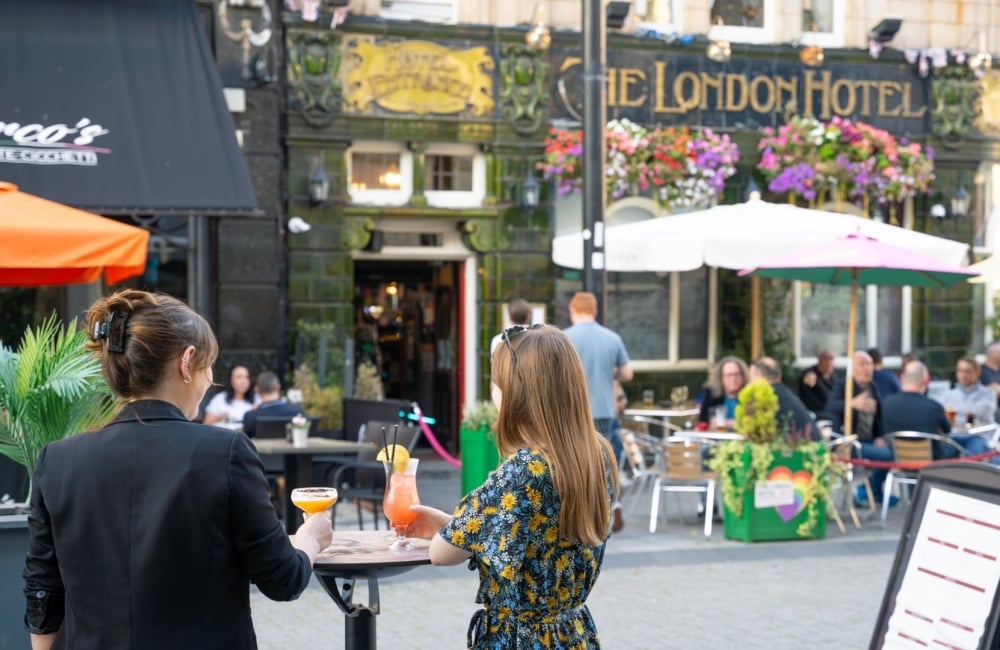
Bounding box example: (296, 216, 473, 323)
(24, 400, 311, 649)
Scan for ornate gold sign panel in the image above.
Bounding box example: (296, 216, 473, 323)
(343, 39, 494, 116)
(974, 70, 1000, 135)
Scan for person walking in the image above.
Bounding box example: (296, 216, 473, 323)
(408, 324, 619, 649)
(564, 291, 632, 532)
(23, 289, 332, 649)
(489, 298, 531, 356)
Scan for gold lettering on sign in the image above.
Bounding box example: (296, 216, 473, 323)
(618, 68, 648, 107)
(343, 39, 495, 116)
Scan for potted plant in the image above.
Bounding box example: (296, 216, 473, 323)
(459, 400, 500, 497)
(708, 379, 830, 542)
(0, 314, 115, 505)
(292, 363, 343, 433)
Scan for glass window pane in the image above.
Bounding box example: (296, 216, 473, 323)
(425, 155, 472, 191)
(351, 152, 401, 190)
(679, 268, 709, 359)
(799, 283, 868, 356)
(711, 0, 763, 27)
(803, 0, 833, 32)
(605, 271, 669, 360)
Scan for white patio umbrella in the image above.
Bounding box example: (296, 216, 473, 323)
(966, 255, 1000, 284)
(551, 197, 971, 357)
(551, 197, 970, 272)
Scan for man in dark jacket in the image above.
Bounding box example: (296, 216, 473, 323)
(797, 349, 836, 420)
(750, 357, 815, 440)
(826, 350, 893, 503)
(882, 360, 957, 459)
(242, 371, 304, 438)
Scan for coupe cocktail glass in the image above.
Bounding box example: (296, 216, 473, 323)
(290, 487, 339, 515)
(383, 458, 420, 551)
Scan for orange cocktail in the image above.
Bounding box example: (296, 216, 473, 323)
(291, 487, 338, 514)
(383, 458, 420, 551)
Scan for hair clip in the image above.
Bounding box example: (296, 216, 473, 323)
(93, 320, 109, 341)
(107, 311, 130, 354)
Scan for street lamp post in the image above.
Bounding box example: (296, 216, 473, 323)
(582, 0, 607, 319)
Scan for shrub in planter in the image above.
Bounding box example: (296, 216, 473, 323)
(709, 379, 830, 540)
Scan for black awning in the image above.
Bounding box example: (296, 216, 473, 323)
(0, 0, 258, 216)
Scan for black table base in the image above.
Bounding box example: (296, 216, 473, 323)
(317, 574, 379, 650)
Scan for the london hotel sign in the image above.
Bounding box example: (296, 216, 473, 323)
(553, 51, 928, 132)
(337, 37, 929, 134)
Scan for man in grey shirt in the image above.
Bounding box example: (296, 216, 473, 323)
(565, 291, 633, 531)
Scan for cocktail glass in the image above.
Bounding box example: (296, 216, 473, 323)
(383, 458, 420, 552)
(290, 487, 338, 515)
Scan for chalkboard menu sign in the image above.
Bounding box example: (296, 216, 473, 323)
(871, 463, 1000, 649)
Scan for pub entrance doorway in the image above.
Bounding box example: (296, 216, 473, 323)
(353, 259, 461, 452)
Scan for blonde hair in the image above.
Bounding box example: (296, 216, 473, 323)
(85, 290, 218, 400)
(491, 325, 618, 546)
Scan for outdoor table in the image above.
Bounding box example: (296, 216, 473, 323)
(311, 530, 431, 650)
(672, 431, 745, 443)
(252, 438, 369, 533)
(624, 407, 700, 420)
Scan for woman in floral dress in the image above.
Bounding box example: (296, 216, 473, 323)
(410, 324, 619, 649)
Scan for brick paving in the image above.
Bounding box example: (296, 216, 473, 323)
(250, 459, 905, 649)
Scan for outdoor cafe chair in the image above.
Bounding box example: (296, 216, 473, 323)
(620, 430, 663, 513)
(881, 431, 965, 525)
(823, 433, 863, 533)
(326, 419, 422, 530)
(649, 437, 716, 537)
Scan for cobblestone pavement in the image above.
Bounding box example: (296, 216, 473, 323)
(251, 459, 904, 649)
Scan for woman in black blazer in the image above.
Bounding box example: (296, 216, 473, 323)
(23, 290, 333, 650)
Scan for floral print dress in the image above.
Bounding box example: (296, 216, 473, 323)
(439, 448, 614, 649)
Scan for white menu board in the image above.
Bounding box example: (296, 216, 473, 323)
(881, 487, 1000, 649)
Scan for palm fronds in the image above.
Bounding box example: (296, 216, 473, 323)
(0, 314, 115, 501)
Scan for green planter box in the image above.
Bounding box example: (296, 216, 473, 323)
(722, 445, 828, 543)
(460, 426, 500, 497)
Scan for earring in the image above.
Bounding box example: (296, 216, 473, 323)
(183, 375, 192, 384)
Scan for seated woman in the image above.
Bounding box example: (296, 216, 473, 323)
(203, 363, 259, 425)
(697, 356, 749, 430)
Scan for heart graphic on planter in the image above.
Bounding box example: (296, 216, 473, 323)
(767, 466, 813, 522)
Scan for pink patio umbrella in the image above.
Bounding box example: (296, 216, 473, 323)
(739, 232, 978, 437)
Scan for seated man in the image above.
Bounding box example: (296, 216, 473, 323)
(797, 349, 836, 421)
(882, 361, 962, 458)
(826, 350, 893, 503)
(749, 356, 815, 439)
(242, 370, 304, 438)
(935, 356, 996, 457)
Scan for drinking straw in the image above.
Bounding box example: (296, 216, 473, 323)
(381, 426, 389, 463)
(391, 425, 399, 466)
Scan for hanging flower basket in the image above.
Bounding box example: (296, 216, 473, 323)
(539, 119, 739, 210)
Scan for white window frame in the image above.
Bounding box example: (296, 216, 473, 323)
(801, 0, 845, 48)
(379, 0, 457, 23)
(423, 144, 485, 209)
(346, 142, 412, 207)
(708, 0, 777, 45)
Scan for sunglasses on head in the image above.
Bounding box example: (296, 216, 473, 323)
(501, 323, 545, 366)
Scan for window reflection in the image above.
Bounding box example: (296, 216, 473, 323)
(710, 0, 763, 27)
(606, 271, 670, 360)
(802, 0, 833, 32)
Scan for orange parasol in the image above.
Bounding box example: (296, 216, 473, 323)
(0, 181, 149, 286)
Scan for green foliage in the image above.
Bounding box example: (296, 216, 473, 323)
(294, 320, 344, 389)
(0, 314, 115, 501)
(461, 400, 498, 431)
(353, 360, 384, 401)
(711, 378, 830, 538)
(293, 364, 343, 431)
(734, 379, 779, 444)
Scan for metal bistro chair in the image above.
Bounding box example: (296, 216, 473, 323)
(649, 437, 716, 537)
(881, 431, 965, 525)
(823, 433, 863, 533)
(620, 430, 663, 513)
(326, 420, 422, 529)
